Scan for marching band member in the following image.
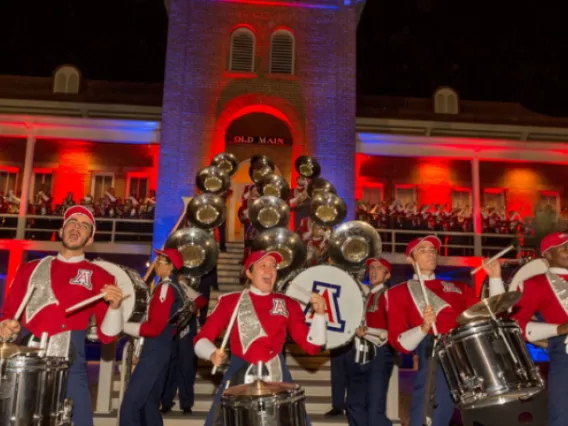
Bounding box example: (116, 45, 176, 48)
(194, 250, 328, 426)
(386, 236, 503, 426)
(0, 205, 124, 426)
(347, 257, 394, 426)
(306, 223, 330, 267)
(120, 248, 192, 426)
(511, 232, 568, 426)
(161, 273, 208, 415)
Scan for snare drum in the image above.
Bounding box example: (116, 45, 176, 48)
(0, 351, 46, 426)
(436, 319, 544, 409)
(222, 382, 307, 426)
(285, 265, 364, 350)
(41, 357, 70, 426)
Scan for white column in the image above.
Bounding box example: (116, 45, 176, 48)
(16, 135, 36, 239)
(95, 341, 117, 413)
(471, 157, 482, 256)
(386, 364, 400, 421)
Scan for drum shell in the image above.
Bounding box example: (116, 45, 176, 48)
(222, 386, 307, 426)
(436, 319, 544, 409)
(0, 355, 46, 426)
(41, 357, 69, 426)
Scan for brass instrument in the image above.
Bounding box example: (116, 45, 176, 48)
(211, 152, 239, 177)
(186, 193, 227, 230)
(249, 165, 273, 184)
(307, 177, 336, 198)
(164, 227, 219, 277)
(249, 196, 290, 231)
(310, 192, 347, 227)
(251, 154, 275, 171)
(295, 155, 321, 179)
(196, 166, 230, 194)
(328, 220, 382, 273)
(257, 173, 291, 200)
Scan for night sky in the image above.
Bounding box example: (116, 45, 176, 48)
(1, 1, 568, 115)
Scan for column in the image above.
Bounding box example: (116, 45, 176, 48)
(471, 157, 482, 257)
(16, 135, 36, 239)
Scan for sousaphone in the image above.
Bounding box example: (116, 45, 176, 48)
(307, 177, 336, 198)
(310, 192, 347, 228)
(196, 166, 230, 195)
(257, 173, 291, 200)
(211, 152, 239, 177)
(328, 220, 382, 273)
(164, 227, 219, 277)
(295, 155, 321, 179)
(186, 193, 226, 230)
(249, 196, 290, 231)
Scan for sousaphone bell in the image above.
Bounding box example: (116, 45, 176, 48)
(249, 196, 290, 231)
(310, 192, 347, 228)
(328, 221, 382, 273)
(307, 177, 336, 198)
(251, 154, 275, 171)
(186, 193, 227, 230)
(211, 152, 239, 177)
(257, 173, 290, 200)
(164, 227, 219, 277)
(295, 155, 321, 179)
(196, 166, 230, 195)
(249, 165, 273, 184)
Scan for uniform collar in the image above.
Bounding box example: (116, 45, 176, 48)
(413, 273, 436, 281)
(249, 286, 271, 296)
(550, 267, 568, 275)
(370, 283, 385, 294)
(57, 253, 85, 263)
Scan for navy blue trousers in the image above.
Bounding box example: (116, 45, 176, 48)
(547, 336, 568, 426)
(161, 332, 197, 410)
(330, 345, 351, 411)
(66, 330, 93, 426)
(346, 344, 395, 426)
(204, 355, 311, 426)
(409, 338, 454, 426)
(120, 340, 172, 426)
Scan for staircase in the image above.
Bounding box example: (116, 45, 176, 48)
(94, 241, 400, 425)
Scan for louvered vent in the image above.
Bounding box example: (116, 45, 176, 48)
(229, 29, 255, 72)
(270, 31, 295, 74)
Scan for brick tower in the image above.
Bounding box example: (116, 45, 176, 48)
(154, 0, 365, 249)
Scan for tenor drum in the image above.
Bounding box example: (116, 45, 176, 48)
(87, 260, 150, 340)
(436, 319, 544, 409)
(41, 357, 70, 426)
(222, 381, 307, 426)
(285, 265, 364, 350)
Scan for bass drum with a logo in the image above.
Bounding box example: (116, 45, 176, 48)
(285, 265, 364, 350)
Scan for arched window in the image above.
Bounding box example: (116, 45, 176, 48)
(53, 65, 81, 94)
(269, 30, 295, 75)
(229, 28, 255, 72)
(434, 87, 459, 114)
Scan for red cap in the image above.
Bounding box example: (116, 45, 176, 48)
(365, 257, 392, 274)
(244, 250, 283, 270)
(541, 232, 568, 254)
(63, 205, 96, 234)
(405, 235, 441, 257)
(154, 248, 184, 270)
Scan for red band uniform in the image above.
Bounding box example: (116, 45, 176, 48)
(0, 206, 123, 426)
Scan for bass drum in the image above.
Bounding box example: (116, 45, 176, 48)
(86, 260, 150, 341)
(285, 265, 364, 350)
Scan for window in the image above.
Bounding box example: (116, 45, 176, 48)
(127, 176, 149, 199)
(270, 30, 295, 74)
(539, 191, 560, 213)
(91, 173, 115, 201)
(361, 185, 383, 205)
(0, 170, 17, 195)
(483, 188, 506, 210)
(434, 87, 459, 115)
(451, 188, 472, 210)
(395, 185, 417, 206)
(30, 172, 53, 202)
(53, 65, 81, 94)
(229, 28, 255, 72)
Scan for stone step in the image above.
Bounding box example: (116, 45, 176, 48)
(219, 252, 242, 260)
(218, 277, 241, 285)
(217, 269, 240, 277)
(217, 263, 242, 271)
(217, 257, 242, 265)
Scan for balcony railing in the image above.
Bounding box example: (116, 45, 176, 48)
(0, 214, 154, 244)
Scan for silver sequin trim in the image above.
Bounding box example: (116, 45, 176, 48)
(46, 331, 71, 359)
(546, 272, 568, 314)
(237, 291, 267, 354)
(26, 256, 58, 323)
(243, 355, 282, 383)
(407, 280, 450, 316)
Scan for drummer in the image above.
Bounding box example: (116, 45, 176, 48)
(0, 205, 124, 426)
(385, 235, 504, 426)
(194, 250, 328, 426)
(120, 248, 196, 426)
(511, 232, 568, 426)
(347, 257, 394, 426)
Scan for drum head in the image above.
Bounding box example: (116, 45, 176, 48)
(509, 259, 548, 292)
(285, 265, 364, 350)
(92, 260, 136, 321)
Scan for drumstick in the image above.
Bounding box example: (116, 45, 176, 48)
(65, 293, 131, 314)
(289, 281, 314, 304)
(211, 289, 248, 375)
(415, 263, 439, 336)
(470, 245, 514, 275)
(14, 284, 36, 321)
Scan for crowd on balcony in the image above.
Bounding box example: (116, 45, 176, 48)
(0, 187, 157, 219)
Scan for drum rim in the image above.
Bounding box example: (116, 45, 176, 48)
(450, 318, 519, 335)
